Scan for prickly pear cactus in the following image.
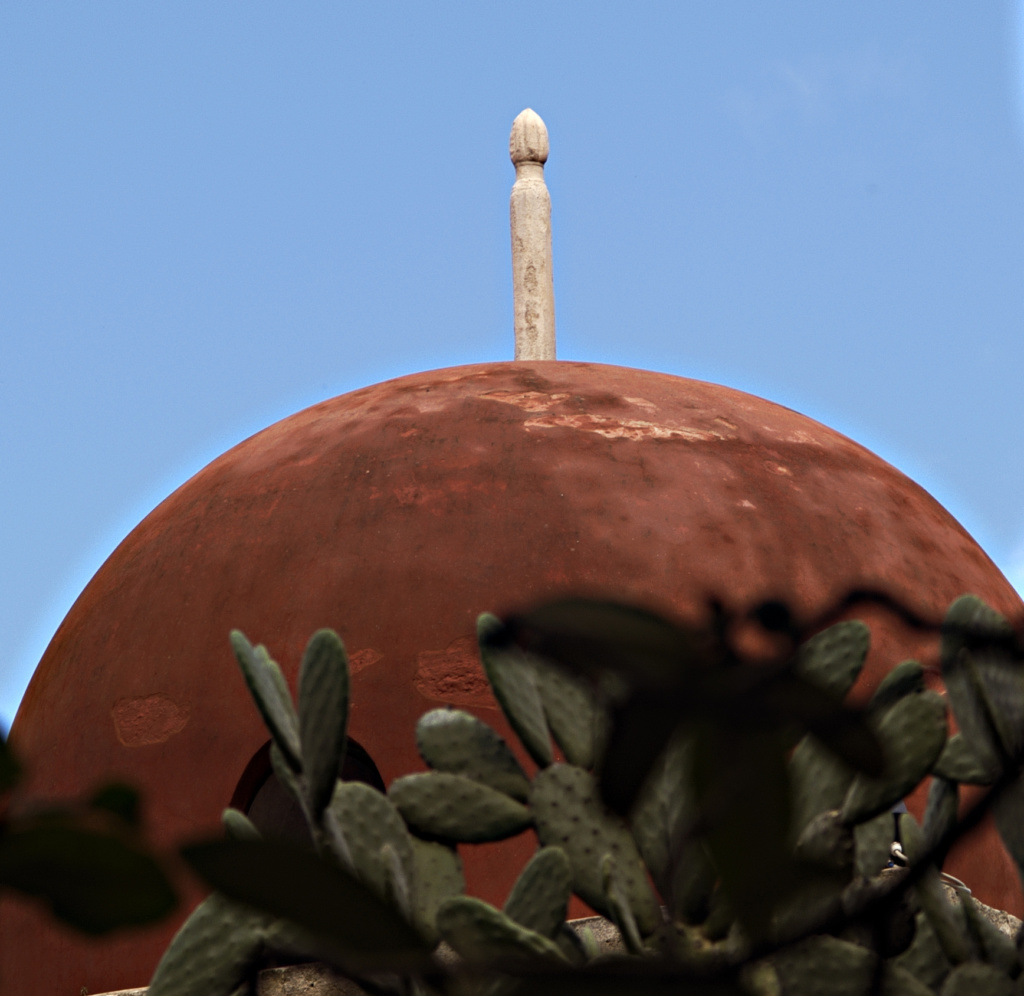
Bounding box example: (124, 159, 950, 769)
(158, 593, 1024, 996)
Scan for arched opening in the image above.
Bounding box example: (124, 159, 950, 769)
(229, 737, 385, 844)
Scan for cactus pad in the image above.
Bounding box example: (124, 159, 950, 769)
(893, 909, 953, 989)
(941, 597, 1018, 771)
(771, 935, 875, 996)
(940, 961, 1016, 996)
(221, 807, 261, 842)
(435, 895, 568, 967)
(530, 763, 661, 936)
(630, 733, 690, 890)
(795, 621, 870, 702)
(503, 846, 571, 939)
(532, 664, 603, 769)
(993, 769, 1024, 886)
(852, 810, 894, 880)
(796, 810, 854, 871)
(329, 782, 415, 907)
(297, 629, 350, 819)
(478, 613, 553, 767)
(922, 777, 958, 848)
(389, 772, 532, 843)
(409, 837, 464, 942)
(415, 709, 530, 801)
(231, 631, 302, 770)
(630, 733, 715, 923)
(932, 733, 999, 785)
(148, 893, 271, 996)
(789, 734, 855, 838)
(840, 688, 947, 825)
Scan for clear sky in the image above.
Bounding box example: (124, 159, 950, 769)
(3, 4, 1023, 731)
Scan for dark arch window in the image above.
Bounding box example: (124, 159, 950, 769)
(230, 737, 385, 845)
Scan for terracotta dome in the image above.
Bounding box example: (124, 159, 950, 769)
(5, 360, 1022, 993)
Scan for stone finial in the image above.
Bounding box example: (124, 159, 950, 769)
(510, 109, 556, 360)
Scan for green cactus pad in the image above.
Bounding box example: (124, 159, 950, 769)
(771, 935, 875, 996)
(297, 629, 350, 819)
(409, 837, 464, 943)
(601, 852, 645, 954)
(942, 596, 1015, 661)
(939, 961, 1015, 996)
(530, 763, 661, 936)
(993, 769, 1024, 888)
(231, 631, 302, 770)
(148, 893, 270, 996)
(532, 663, 603, 769)
(893, 909, 954, 990)
(631, 733, 689, 888)
(328, 782, 415, 905)
(478, 613, 553, 767)
(269, 742, 306, 815)
(868, 658, 924, 712)
(959, 888, 1019, 973)
(789, 734, 855, 838)
(883, 964, 940, 996)
(923, 777, 958, 848)
(503, 846, 571, 939)
(774, 943, 932, 996)
(740, 960, 781, 996)
(630, 733, 716, 924)
(794, 621, 870, 702)
(221, 807, 261, 842)
(381, 841, 413, 923)
(840, 688, 947, 825)
(852, 809, 894, 879)
(553, 922, 588, 966)
(933, 733, 999, 785)
(435, 895, 568, 967)
(415, 709, 530, 801)
(389, 772, 532, 843)
(916, 869, 971, 966)
(795, 810, 854, 870)
(941, 597, 1019, 771)
(898, 812, 925, 864)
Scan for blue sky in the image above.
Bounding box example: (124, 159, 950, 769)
(3, 3, 1024, 730)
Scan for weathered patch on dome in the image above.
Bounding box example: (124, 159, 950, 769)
(415, 638, 493, 708)
(523, 413, 722, 442)
(478, 389, 571, 411)
(349, 648, 384, 674)
(623, 396, 658, 410)
(111, 694, 190, 747)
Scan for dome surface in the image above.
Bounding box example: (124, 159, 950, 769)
(5, 360, 1022, 992)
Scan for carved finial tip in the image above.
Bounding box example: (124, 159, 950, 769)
(510, 108, 549, 165)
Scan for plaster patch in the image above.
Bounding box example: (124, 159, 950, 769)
(349, 649, 384, 674)
(112, 695, 190, 747)
(523, 413, 720, 442)
(415, 637, 493, 708)
(478, 390, 570, 412)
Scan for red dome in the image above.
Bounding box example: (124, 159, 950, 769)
(5, 361, 1022, 992)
